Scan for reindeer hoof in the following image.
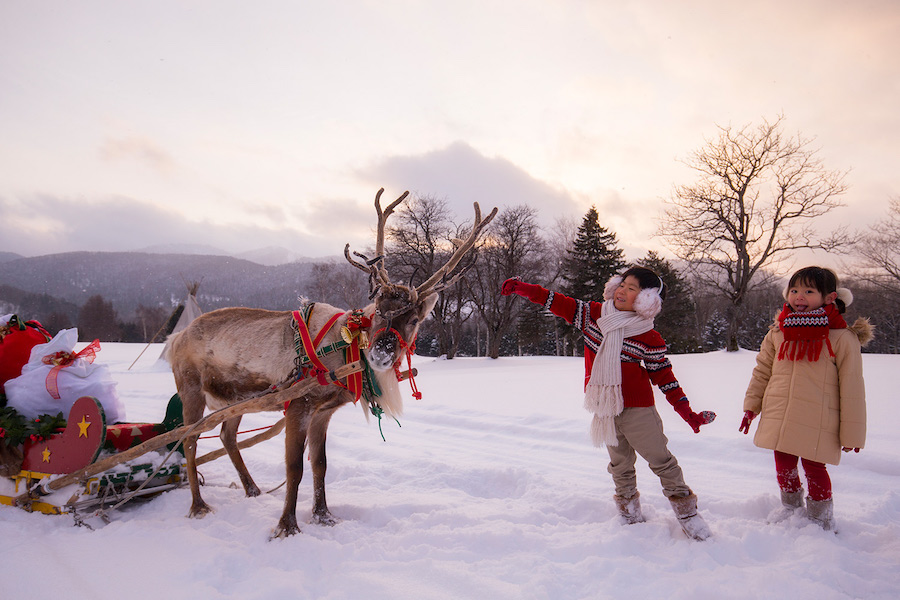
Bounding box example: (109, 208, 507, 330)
(245, 484, 262, 498)
(188, 502, 214, 519)
(271, 518, 301, 539)
(311, 511, 338, 527)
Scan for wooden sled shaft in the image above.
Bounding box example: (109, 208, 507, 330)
(15, 361, 362, 502)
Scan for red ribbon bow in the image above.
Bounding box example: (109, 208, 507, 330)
(42, 339, 101, 400)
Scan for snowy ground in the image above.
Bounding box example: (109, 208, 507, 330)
(3, 343, 899, 600)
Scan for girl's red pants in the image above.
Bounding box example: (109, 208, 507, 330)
(774, 450, 832, 501)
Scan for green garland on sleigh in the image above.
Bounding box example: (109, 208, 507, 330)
(0, 406, 67, 448)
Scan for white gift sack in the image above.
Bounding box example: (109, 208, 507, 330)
(4, 328, 126, 423)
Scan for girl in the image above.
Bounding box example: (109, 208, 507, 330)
(501, 266, 716, 540)
(740, 266, 872, 531)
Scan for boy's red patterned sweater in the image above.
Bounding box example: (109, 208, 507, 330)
(519, 282, 688, 410)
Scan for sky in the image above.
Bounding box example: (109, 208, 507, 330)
(1, 1, 898, 265)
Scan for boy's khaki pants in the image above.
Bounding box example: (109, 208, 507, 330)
(606, 406, 692, 499)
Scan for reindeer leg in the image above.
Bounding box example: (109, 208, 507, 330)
(308, 408, 337, 526)
(183, 433, 213, 517)
(179, 380, 214, 518)
(272, 400, 309, 538)
(220, 416, 261, 497)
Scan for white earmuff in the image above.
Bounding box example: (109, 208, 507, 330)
(603, 276, 623, 301)
(836, 287, 853, 307)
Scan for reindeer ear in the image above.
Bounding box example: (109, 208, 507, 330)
(419, 291, 439, 317)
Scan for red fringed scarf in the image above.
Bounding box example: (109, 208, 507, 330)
(777, 303, 847, 361)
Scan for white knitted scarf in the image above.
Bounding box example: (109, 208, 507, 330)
(584, 300, 654, 447)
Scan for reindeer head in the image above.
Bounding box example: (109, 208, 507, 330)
(345, 188, 497, 371)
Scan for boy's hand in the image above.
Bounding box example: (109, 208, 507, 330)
(738, 410, 756, 434)
(501, 277, 522, 296)
(674, 401, 716, 433)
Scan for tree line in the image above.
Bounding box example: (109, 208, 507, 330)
(30, 115, 900, 355)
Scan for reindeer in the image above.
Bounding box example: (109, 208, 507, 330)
(166, 189, 496, 537)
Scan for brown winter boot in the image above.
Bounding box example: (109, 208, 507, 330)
(669, 493, 712, 541)
(767, 489, 805, 524)
(614, 492, 645, 524)
(806, 497, 836, 532)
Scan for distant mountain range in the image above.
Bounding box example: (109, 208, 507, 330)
(130, 244, 331, 266)
(0, 250, 359, 325)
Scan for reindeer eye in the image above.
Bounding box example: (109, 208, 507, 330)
(410, 318, 419, 326)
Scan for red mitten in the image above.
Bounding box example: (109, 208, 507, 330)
(674, 401, 716, 434)
(739, 410, 756, 434)
(500, 278, 547, 304)
(500, 277, 521, 296)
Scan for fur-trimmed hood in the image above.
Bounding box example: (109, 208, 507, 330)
(849, 317, 875, 347)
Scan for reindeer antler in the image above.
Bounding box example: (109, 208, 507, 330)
(416, 202, 498, 294)
(345, 188, 410, 297)
(344, 244, 386, 299)
(374, 188, 409, 256)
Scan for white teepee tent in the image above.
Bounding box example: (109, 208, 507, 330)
(130, 280, 205, 369)
(168, 281, 203, 336)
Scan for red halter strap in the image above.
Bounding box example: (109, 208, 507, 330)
(373, 326, 422, 400)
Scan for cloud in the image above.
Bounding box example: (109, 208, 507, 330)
(98, 136, 176, 174)
(0, 194, 336, 259)
(357, 141, 585, 228)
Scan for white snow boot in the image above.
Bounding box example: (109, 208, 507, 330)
(767, 489, 805, 524)
(614, 492, 645, 524)
(669, 493, 712, 541)
(806, 497, 836, 532)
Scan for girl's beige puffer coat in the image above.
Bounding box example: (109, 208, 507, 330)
(743, 317, 873, 465)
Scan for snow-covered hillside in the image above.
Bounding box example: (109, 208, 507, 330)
(3, 345, 898, 599)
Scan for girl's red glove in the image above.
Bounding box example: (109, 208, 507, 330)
(739, 410, 756, 434)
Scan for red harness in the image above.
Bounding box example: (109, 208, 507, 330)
(292, 310, 365, 402)
(292, 310, 422, 403)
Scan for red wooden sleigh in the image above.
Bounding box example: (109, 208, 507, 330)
(1, 394, 186, 516)
(1, 360, 362, 520)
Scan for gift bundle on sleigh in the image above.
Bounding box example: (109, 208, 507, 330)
(1, 316, 124, 475)
(1, 315, 186, 518)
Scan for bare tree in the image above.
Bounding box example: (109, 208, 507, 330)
(658, 115, 849, 351)
(467, 205, 547, 358)
(382, 194, 469, 357)
(855, 196, 900, 290)
(306, 262, 369, 308)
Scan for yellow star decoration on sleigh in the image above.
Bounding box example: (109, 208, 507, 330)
(42, 447, 51, 463)
(78, 416, 90, 438)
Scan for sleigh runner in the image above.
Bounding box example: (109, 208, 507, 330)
(1, 360, 365, 520)
(0, 393, 186, 516)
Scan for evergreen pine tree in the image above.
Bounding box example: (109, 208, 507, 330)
(637, 252, 702, 354)
(558, 207, 626, 356)
(562, 206, 626, 300)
